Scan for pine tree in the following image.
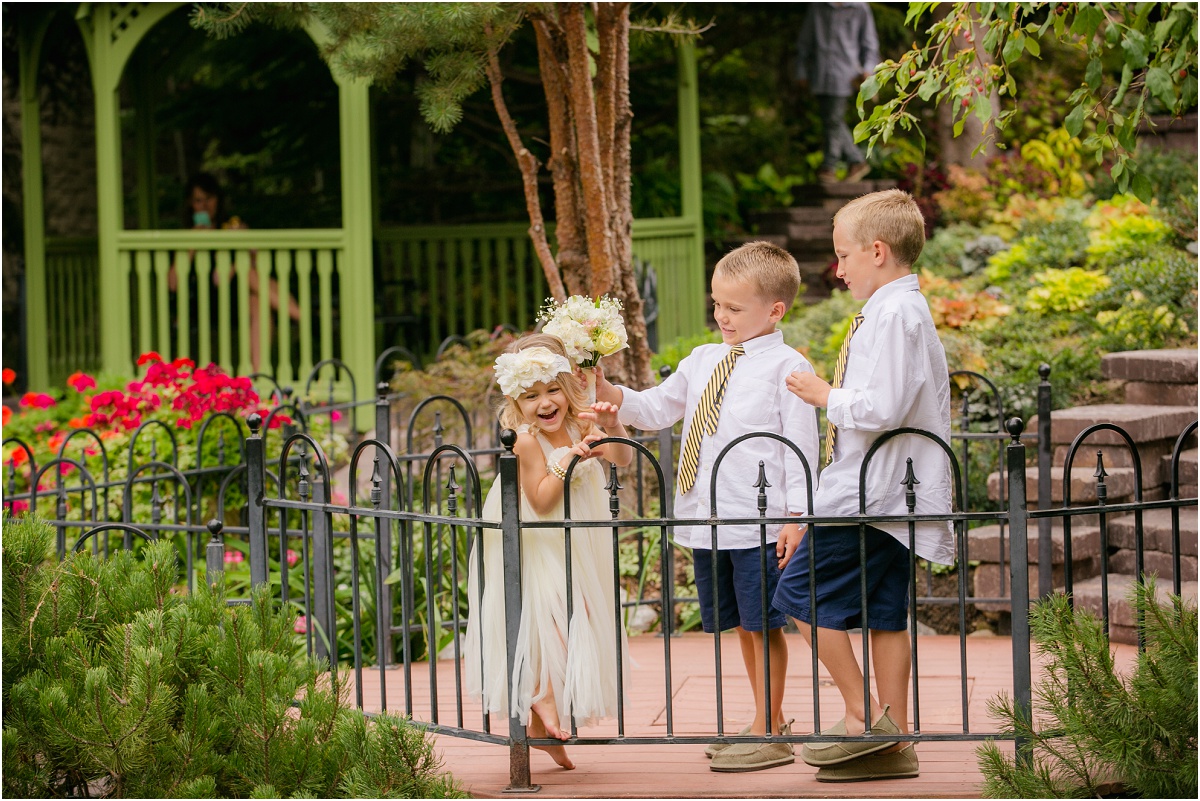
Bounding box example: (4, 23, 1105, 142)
(193, 2, 700, 389)
(977, 582, 1198, 798)
(2, 515, 467, 798)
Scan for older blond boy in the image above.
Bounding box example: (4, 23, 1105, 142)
(597, 242, 820, 772)
(775, 189, 953, 782)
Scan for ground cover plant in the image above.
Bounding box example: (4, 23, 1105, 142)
(1, 515, 466, 799)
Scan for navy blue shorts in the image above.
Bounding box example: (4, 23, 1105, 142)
(773, 525, 910, 632)
(693, 546, 787, 633)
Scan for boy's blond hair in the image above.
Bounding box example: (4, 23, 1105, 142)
(713, 241, 802, 307)
(496, 333, 593, 436)
(834, 189, 926, 267)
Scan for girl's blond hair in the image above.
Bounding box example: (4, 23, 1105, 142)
(496, 333, 594, 438)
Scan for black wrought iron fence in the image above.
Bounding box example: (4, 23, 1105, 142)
(5, 357, 1195, 792)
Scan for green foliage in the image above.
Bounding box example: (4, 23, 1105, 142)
(859, 3, 1198, 203)
(1024, 268, 1111, 315)
(779, 291, 864, 378)
(977, 582, 1197, 798)
(650, 329, 722, 375)
(1, 515, 466, 799)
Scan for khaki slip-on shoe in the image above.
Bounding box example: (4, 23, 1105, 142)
(706, 720, 794, 758)
(710, 741, 795, 773)
(704, 724, 752, 758)
(799, 705, 902, 767)
(844, 162, 872, 182)
(815, 744, 918, 782)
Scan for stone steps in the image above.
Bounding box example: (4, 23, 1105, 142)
(975, 349, 1196, 637)
(1071, 573, 1197, 645)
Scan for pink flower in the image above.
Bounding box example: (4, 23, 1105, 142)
(294, 615, 308, 634)
(7, 499, 28, 515)
(67, 372, 97, 392)
(331, 410, 343, 422)
(286, 549, 299, 567)
(223, 550, 245, 564)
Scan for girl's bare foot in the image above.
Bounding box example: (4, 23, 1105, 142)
(527, 708, 575, 770)
(531, 696, 569, 741)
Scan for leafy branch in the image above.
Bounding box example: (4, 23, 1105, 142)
(856, 2, 1198, 202)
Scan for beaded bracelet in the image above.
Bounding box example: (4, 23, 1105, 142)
(547, 461, 568, 481)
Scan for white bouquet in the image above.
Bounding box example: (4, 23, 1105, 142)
(538, 294, 628, 402)
(537, 294, 628, 368)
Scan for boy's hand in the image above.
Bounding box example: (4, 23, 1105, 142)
(776, 522, 806, 570)
(593, 364, 623, 406)
(578, 400, 621, 429)
(786, 371, 832, 408)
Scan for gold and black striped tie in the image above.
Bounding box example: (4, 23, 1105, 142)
(824, 312, 865, 466)
(677, 345, 745, 494)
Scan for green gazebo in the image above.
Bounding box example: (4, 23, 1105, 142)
(12, 2, 707, 415)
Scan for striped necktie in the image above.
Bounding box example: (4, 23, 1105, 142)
(825, 312, 865, 466)
(677, 345, 745, 494)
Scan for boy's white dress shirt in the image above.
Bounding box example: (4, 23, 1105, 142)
(820, 273, 956, 565)
(617, 330, 820, 550)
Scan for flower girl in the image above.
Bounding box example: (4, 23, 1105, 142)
(464, 334, 633, 770)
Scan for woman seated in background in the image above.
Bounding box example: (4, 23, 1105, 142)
(170, 172, 301, 373)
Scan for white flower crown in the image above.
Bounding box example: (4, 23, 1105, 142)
(494, 347, 573, 398)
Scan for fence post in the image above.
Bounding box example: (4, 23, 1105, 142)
(499, 428, 537, 793)
(1006, 417, 1033, 765)
(246, 414, 269, 590)
(205, 519, 225, 588)
(311, 474, 336, 665)
(1036, 364, 1052, 599)
(656, 364, 678, 637)
(375, 381, 394, 668)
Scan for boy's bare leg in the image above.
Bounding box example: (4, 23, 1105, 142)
(870, 628, 911, 752)
(738, 627, 789, 734)
(529, 692, 575, 770)
(794, 620, 883, 734)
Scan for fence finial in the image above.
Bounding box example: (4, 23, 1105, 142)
(1005, 417, 1025, 443)
(376, 381, 390, 398)
(500, 428, 518, 450)
(1038, 363, 1051, 381)
(248, 413, 262, 436)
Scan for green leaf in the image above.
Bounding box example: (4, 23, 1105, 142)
(1002, 31, 1025, 63)
(953, 116, 966, 138)
(1146, 66, 1178, 107)
(1084, 58, 1102, 91)
(1154, 16, 1177, 47)
(974, 93, 993, 126)
(1116, 169, 1130, 194)
(1182, 75, 1198, 109)
(1110, 160, 1124, 181)
(1070, 5, 1105, 40)
(1024, 36, 1041, 57)
(1131, 173, 1152, 204)
(852, 119, 874, 143)
(1063, 104, 1086, 137)
(917, 73, 942, 101)
(1122, 29, 1149, 68)
(1113, 64, 1133, 106)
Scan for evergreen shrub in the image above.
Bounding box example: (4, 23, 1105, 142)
(978, 583, 1197, 798)
(1, 516, 466, 799)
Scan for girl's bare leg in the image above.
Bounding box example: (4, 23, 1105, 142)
(529, 691, 574, 769)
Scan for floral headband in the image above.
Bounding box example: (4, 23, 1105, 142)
(494, 347, 573, 398)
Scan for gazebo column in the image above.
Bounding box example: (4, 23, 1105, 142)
(17, 13, 53, 390)
(334, 73, 376, 430)
(82, 8, 133, 377)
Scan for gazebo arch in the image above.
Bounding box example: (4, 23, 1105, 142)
(13, 3, 706, 427)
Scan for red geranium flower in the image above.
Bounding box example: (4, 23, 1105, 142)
(1, 368, 15, 385)
(19, 392, 56, 410)
(136, 351, 163, 366)
(7, 447, 28, 465)
(1, 406, 10, 426)
(67, 372, 97, 392)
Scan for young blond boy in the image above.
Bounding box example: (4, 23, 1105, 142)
(775, 189, 954, 782)
(597, 241, 820, 773)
